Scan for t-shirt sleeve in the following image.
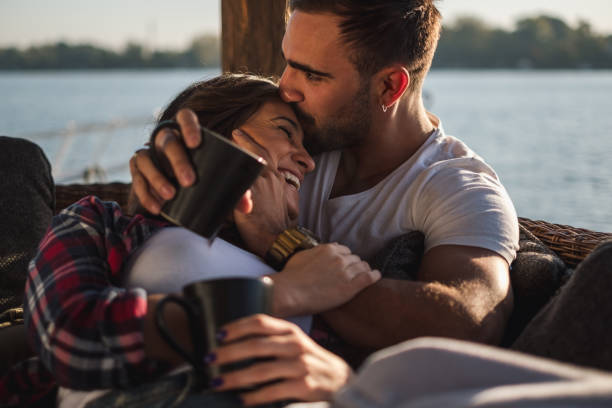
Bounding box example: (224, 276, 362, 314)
(410, 158, 519, 265)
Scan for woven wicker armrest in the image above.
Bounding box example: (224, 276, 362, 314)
(55, 182, 132, 215)
(519, 217, 612, 267)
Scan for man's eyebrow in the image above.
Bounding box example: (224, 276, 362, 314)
(281, 51, 334, 79)
(271, 116, 299, 129)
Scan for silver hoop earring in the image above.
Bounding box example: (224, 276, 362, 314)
(381, 104, 388, 113)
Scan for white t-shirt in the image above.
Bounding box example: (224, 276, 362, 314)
(299, 123, 519, 265)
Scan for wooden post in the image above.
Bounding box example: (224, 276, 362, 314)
(221, 0, 287, 78)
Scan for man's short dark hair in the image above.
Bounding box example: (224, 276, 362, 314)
(288, 0, 442, 90)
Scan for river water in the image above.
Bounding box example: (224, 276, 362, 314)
(1, 69, 611, 232)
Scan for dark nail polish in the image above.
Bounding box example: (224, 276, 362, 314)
(204, 353, 216, 364)
(210, 377, 224, 388)
(216, 330, 227, 342)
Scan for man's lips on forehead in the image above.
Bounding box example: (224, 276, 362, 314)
(292, 103, 315, 124)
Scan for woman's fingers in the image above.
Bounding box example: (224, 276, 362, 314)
(219, 314, 295, 343)
(211, 315, 308, 366)
(213, 357, 307, 392)
(240, 378, 323, 406)
(213, 334, 304, 367)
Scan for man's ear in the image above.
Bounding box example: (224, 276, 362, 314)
(377, 66, 410, 111)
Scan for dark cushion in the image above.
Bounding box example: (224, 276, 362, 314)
(0, 136, 55, 313)
(502, 225, 572, 346)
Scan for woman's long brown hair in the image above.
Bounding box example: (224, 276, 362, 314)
(156, 73, 281, 141)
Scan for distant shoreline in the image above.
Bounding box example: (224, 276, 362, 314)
(2, 14, 611, 71)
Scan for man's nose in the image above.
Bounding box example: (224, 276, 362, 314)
(279, 67, 304, 103)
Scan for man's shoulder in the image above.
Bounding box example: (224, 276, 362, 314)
(414, 129, 497, 181)
(420, 130, 478, 164)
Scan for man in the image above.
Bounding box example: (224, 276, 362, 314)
(131, 0, 518, 350)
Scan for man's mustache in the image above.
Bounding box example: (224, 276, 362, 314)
(292, 105, 328, 155)
(291, 104, 316, 127)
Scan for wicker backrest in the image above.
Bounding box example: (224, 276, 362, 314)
(55, 183, 131, 215)
(518, 217, 611, 268)
(54, 183, 611, 268)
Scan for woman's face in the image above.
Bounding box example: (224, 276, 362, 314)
(237, 99, 315, 220)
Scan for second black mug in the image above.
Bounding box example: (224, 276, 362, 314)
(155, 276, 273, 389)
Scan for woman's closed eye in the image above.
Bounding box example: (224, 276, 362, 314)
(278, 125, 292, 139)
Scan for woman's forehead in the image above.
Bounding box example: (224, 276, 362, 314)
(253, 100, 301, 128)
(259, 99, 295, 116)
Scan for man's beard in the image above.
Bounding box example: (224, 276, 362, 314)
(294, 82, 372, 156)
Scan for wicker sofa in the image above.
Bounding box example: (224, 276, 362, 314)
(1, 182, 609, 376)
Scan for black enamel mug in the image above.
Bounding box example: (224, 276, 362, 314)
(151, 121, 266, 240)
(155, 277, 273, 389)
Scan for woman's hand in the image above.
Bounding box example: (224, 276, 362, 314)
(271, 244, 381, 317)
(209, 314, 352, 406)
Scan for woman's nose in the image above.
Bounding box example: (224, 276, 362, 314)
(295, 150, 315, 174)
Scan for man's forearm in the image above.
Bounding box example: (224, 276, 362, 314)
(321, 278, 510, 350)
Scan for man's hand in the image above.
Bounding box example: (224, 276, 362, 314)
(270, 244, 381, 317)
(129, 109, 201, 214)
(209, 314, 352, 406)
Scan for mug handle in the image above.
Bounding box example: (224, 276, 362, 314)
(155, 295, 207, 372)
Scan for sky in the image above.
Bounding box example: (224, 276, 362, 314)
(1, 0, 611, 50)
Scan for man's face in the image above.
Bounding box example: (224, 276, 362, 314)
(279, 11, 373, 155)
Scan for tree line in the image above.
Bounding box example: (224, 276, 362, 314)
(1, 15, 611, 70)
(434, 15, 612, 69)
(0, 34, 220, 70)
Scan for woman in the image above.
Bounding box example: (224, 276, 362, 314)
(19, 74, 378, 407)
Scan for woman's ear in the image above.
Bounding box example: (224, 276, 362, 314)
(378, 66, 410, 111)
(236, 189, 253, 214)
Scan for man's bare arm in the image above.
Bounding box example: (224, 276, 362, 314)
(320, 245, 514, 349)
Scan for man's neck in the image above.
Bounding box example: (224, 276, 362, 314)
(330, 95, 436, 198)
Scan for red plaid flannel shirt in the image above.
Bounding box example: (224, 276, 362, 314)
(1, 196, 169, 406)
